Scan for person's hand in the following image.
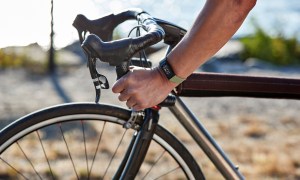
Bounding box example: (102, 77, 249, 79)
(112, 66, 177, 111)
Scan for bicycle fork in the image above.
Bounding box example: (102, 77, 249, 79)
(113, 108, 159, 180)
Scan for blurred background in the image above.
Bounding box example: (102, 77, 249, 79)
(1, 0, 300, 179)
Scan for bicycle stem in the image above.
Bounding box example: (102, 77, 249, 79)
(169, 97, 244, 180)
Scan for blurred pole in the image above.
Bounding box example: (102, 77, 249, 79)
(49, 0, 55, 73)
(48, 0, 71, 102)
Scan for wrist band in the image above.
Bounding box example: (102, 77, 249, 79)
(159, 57, 186, 84)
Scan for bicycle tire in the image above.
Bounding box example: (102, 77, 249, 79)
(0, 103, 204, 179)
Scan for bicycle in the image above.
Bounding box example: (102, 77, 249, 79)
(1, 8, 300, 179)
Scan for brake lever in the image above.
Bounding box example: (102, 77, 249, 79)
(87, 55, 109, 103)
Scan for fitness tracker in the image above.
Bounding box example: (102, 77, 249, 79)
(159, 57, 186, 84)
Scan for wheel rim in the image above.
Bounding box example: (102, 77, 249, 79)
(0, 113, 195, 179)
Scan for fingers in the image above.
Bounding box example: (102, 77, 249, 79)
(132, 105, 144, 111)
(121, 91, 142, 109)
(112, 66, 158, 111)
(126, 98, 137, 109)
(118, 90, 145, 111)
(117, 88, 137, 103)
(112, 75, 126, 94)
(118, 90, 130, 101)
(112, 67, 139, 93)
(127, 99, 144, 111)
(112, 73, 138, 108)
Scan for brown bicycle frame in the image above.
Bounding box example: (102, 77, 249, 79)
(170, 72, 300, 179)
(176, 72, 300, 99)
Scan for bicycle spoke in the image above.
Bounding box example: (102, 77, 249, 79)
(36, 130, 55, 180)
(102, 129, 127, 179)
(0, 103, 202, 179)
(153, 166, 181, 180)
(88, 121, 106, 178)
(58, 123, 79, 180)
(141, 150, 166, 180)
(17, 142, 43, 180)
(0, 156, 29, 180)
(81, 120, 89, 179)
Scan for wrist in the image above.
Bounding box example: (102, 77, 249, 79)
(158, 57, 186, 85)
(155, 67, 178, 90)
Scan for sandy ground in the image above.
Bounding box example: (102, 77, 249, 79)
(1, 41, 300, 179)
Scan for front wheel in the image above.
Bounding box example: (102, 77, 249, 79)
(0, 103, 204, 179)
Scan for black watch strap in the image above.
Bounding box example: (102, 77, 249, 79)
(159, 57, 186, 84)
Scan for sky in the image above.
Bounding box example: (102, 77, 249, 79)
(0, 0, 205, 49)
(1, 0, 300, 49)
(0, 0, 101, 49)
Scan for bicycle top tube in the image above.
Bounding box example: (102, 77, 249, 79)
(176, 72, 300, 100)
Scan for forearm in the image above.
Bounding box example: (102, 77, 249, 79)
(167, 0, 256, 78)
(112, 0, 256, 110)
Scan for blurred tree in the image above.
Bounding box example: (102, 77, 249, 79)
(240, 20, 300, 66)
(49, 0, 55, 73)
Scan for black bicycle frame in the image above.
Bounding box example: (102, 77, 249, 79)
(170, 97, 244, 179)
